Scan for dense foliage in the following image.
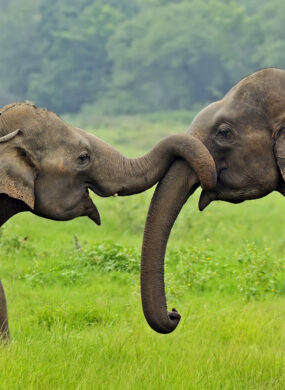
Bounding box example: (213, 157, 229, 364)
(0, 0, 285, 114)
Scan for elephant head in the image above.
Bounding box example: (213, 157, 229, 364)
(0, 102, 218, 341)
(141, 68, 285, 334)
(0, 102, 216, 227)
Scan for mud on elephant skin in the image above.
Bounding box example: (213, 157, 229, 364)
(0, 102, 216, 341)
(141, 68, 285, 334)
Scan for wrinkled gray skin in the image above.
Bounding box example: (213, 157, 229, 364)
(0, 102, 216, 341)
(141, 68, 285, 334)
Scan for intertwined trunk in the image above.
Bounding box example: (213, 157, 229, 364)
(91, 134, 216, 196)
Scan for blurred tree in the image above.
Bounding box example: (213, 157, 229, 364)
(28, 0, 123, 113)
(0, 0, 41, 99)
(252, 0, 285, 69)
(0, 0, 139, 113)
(209, 0, 263, 83)
(0, 0, 284, 114)
(106, 1, 227, 113)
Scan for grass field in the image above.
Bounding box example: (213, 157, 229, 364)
(0, 116, 285, 389)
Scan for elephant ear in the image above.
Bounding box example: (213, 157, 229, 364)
(0, 129, 36, 209)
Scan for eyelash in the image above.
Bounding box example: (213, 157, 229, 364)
(214, 124, 235, 147)
(216, 128, 231, 137)
(78, 153, 90, 162)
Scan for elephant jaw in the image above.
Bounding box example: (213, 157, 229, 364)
(84, 183, 121, 226)
(85, 188, 101, 225)
(199, 190, 216, 211)
(199, 188, 246, 210)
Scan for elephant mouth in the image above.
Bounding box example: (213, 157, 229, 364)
(198, 163, 230, 210)
(198, 167, 232, 210)
(86, 182, 112, 197)
(85, 182, 120, 225)
(198, 187, 246, 211)
(85, 187, 101, 225)
(198, 167, 224, 210)
(198, 189, 216, 210)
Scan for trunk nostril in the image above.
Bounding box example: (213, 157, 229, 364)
(168, 308, 181, 321)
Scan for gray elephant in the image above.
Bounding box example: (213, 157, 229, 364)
(0, 102, 216, 340)
(141, 68, 285, 334)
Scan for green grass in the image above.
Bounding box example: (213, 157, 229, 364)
(0, 117, 285, 389)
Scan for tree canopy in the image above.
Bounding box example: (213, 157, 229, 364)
(0, 0, 284, 114)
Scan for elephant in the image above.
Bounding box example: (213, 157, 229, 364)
(0, 102, 216, 341)
(140, 67, 285, 334)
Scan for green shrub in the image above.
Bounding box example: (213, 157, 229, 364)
(1, 228, 284, 300)
(234, 242, 284, 300)
(70, 240, 139, 273)
(166, 245, 231, 297)
(22, 240, 139, 286)
(0, 228, 36, 257)
(165, 242, 285, 300)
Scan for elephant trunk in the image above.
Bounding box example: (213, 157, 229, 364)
(90, 134, 216, 196)
(141, 142, 216, 334)
(0, 279, 9, 342)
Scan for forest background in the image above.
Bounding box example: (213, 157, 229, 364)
(0, 0, 284, 118)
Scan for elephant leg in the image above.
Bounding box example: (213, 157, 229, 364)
(0, 279, 9, 342)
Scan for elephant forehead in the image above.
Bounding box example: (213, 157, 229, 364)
(0, 103, 91, 154)
(189, 100, 267, 143)
(31, 123, 90, 157)
(187, 102, 219, 136)
(187, 101, 240, 140)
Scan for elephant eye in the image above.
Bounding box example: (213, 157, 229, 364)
(215, 126, 234, 145)
(78, 153, 90, 163)
(216, 128, 231, 138)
